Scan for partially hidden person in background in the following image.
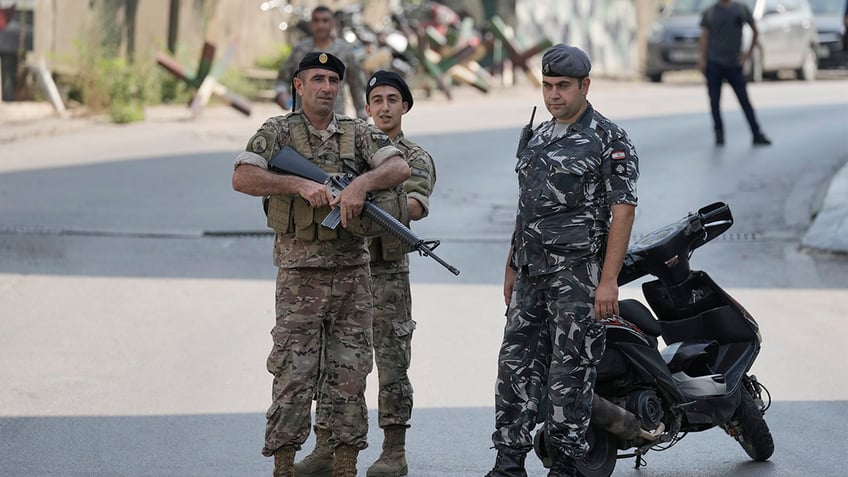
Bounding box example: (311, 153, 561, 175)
(274, 5, 368, 120)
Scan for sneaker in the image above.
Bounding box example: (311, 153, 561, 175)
(753, 133, 772, 146)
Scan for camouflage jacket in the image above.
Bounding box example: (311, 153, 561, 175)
(275, 37, 367, 119)
(512, 102, 639, 276)
(237, 112, 399, 269)
(371, 133, 437, 275)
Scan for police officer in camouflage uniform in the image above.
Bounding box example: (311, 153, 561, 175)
(274, 5, 368, 120)
(232, 51, 410, 477)
(486, 44, 639, 477)
(294, 70, 436, 477)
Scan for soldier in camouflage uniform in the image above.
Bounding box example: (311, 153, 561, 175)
(232, 51, 410, 477)
(295, 70, 436, 477)
(486, 44, 639, 477)
(363, 72, 435, 477)
(274, 5, 368, 119)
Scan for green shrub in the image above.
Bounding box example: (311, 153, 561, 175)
(255, 45, 292, 70)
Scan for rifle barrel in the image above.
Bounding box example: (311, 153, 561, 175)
(363, 203, 460, 276)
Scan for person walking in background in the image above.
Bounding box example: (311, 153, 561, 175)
(293, 70, 437, 477)
(274, 5, 368, 119)
(486, 44, 639, 477)
(697, 0, 771, 146)
(232, 51, 410, 477)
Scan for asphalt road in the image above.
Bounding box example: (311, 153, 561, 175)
(1, 74, 847, 476)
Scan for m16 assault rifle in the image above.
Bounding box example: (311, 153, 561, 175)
(268, 146, 461, 276)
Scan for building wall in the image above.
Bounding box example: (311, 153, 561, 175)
(515, 0, 660, 79)
(32, 0, 389, 75)
(30, 0, 661, 79)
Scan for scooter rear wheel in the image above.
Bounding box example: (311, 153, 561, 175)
(533, 425, 617, 476)
(575, 426, 617, 477)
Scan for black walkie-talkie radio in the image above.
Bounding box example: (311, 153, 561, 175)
(516, 106, 537, 158)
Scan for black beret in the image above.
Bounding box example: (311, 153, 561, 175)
(366, 70, 414, 111)
(294, 51, 346, 81)
(541, 44, 592, 78)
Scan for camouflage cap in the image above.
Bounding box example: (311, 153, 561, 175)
(541, 44, 591, 78)
(294, 51, 346, 81)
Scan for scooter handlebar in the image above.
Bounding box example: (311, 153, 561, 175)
(618, 202, 734, 286)
(692, 202, 734, 249)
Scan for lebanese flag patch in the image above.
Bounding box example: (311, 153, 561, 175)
(612, 150, 626, 160)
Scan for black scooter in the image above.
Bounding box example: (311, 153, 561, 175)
(534, 202, 774, 476)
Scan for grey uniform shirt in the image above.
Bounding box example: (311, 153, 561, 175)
(512, 102, 639, 276)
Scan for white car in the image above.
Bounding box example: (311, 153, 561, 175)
(810, 0, 848, 68)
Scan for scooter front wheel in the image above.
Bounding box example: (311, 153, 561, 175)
(729, 386, 775, 461)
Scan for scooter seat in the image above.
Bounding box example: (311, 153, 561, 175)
(619, 299, 662, 337)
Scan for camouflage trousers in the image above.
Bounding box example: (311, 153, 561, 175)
(316, 270, 416, 429)
(491, 261, 606, 459)
(261, 265, 374, 457)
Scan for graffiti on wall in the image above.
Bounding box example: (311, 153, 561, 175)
(515, 0, 639, 78)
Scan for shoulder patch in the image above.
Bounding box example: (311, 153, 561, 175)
(612, 150, 626, 161)
(613, 162, 628, 177)
(251, 135, 268, 154)
(370, 132, 391, 148)
(246, 130, 277, 160)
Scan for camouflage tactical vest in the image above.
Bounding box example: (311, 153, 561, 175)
(265, 112, 408, 241)
(265, 113, 356, 240)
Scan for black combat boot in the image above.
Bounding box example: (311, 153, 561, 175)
(547, 454, 580, 477)
(484, 448, 528, 477)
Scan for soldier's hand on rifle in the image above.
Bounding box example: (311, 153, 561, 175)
(330, 180, 368, 227)
(298, 180, 334, 208)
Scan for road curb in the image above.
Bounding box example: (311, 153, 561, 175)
(802, 159, 848, 254)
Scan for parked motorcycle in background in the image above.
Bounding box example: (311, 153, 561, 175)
(535, 202, 774, 477)
(334, 4, 417, 78)
(259, 0, 310, 36)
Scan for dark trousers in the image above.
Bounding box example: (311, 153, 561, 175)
(705, 61, 762, 136)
